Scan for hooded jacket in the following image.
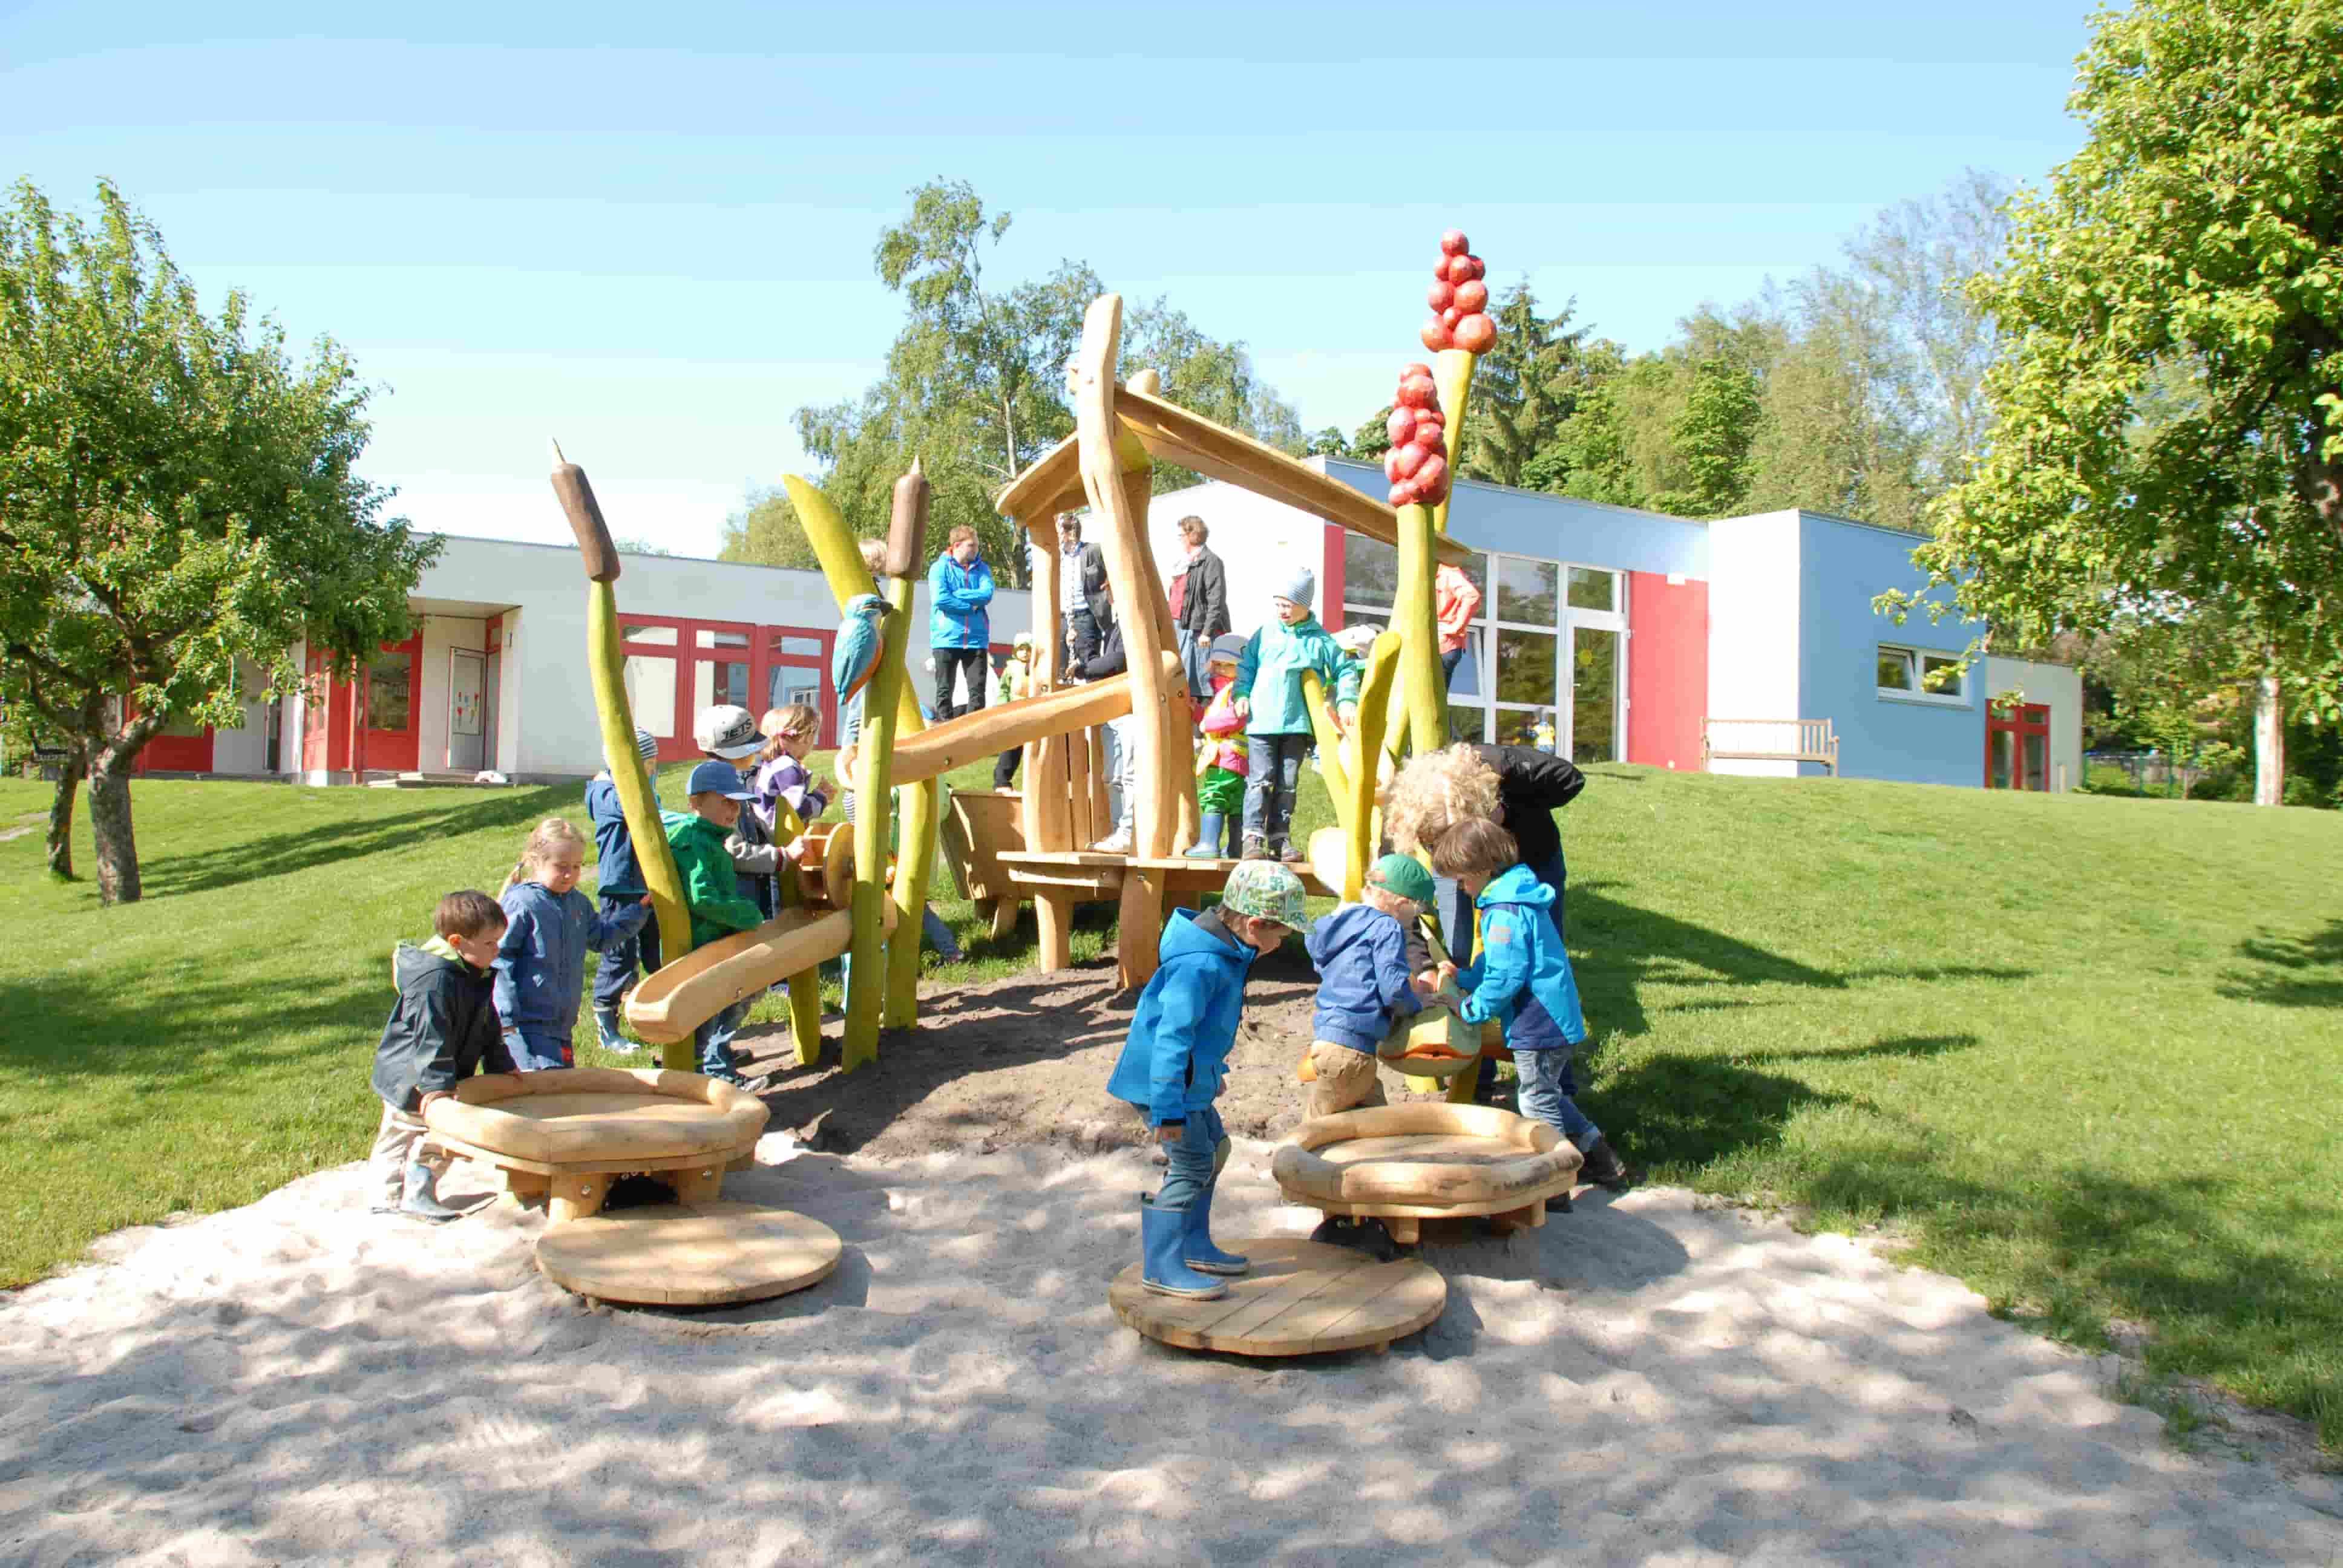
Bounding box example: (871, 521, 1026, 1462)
(928, 553, 995, 650)
(583, 776, 660, 896)
(1455, 863, 1585, 1051)
(662, 809, 768, 950)
(493, 881, 649, 1039)
(372, 936, 516, 1111)
(1106, 909, 1259, 1126)
(1475, 744, 1584, 873)
(1234, 614, 1357, 736)
(1304, 902, 1425, 1054)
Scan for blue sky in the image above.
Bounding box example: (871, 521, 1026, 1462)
(1, 1, 2094, 555)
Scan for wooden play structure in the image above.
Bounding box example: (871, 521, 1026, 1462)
(1272, 1103, 1582, 1246)
(1108, 1237, 1446, 1357)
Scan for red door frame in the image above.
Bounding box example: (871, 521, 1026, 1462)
(361, 630, 425, 773)
(1986, 701, 2051, 790)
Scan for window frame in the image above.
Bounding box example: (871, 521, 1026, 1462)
(1875, 642, 1972, 707)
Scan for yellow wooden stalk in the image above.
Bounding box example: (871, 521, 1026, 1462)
(1345, 633, 1401, 900)
(1300, 669, 1351, 817)
(882, 569, 937, 1029)
(770, 803, 826, 1070)
(1393, 498, 1447, 758)
(1430, 347, 1478, 538)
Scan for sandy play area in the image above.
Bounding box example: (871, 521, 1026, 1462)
(5, 1108, 2342, 1566)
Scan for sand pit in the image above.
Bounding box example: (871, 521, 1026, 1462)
(4, 1135, 2339, 1565)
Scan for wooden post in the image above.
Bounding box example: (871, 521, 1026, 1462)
(551, 443, 696, 1072)
(773, 804, 825, 1070)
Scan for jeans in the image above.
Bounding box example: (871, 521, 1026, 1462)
(512, 1029, 572, 1072)
(1177, 627, 1211, 707)
(591, 892, 662, 1012)
(935, 647, 988, 722)
(1064, 609, 1098, 671)
(1514, 1047, 1600, 1154)
(1101, 714, 1135, 832)
(1437, 848, 1574, 1097)
(1440, 645, 1466, 689)
(993, 745, 1020, 789)
(1153, 1105, 1229, 1210)
(694, 998, 752, 1080)
(1240, 733, 1309, 848)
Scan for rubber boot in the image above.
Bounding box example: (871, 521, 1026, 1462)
(1579, 1137, 1634, 1192)
(592, 1006, 638, 1054)
(1139, 1197, 1227, 1299)
(1181, 1177, 1249, 1275)
(1183, 812, 1227, 859)
(400, 1161, 462, 1223)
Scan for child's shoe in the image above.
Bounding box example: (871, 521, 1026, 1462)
(1091, 826, 1135, 854)
(1240, 834, 1270, 861)
(1275, 838, 1304, 864)
(1139, 1196, 1228, 1299)
(1182, 813, 1227, 859)
(1578, 1137, 1634, 1191)
(712, 1070, 773, 1094)
(1309, 1214, 1398, 1261)
(1181, 1177, 1249, 1276)
(592, 1007, 639, 1054)
(399, 1161, 463, 1223)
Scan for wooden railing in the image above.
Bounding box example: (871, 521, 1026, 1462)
(1700, 718, 1839, 777)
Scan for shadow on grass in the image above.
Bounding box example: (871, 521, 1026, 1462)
(2220, 918, 2343, 1008)
(0, 969, 383, 1091)
(139, 786, 570, 900)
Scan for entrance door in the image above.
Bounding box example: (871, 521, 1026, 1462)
(1568, 624, 1620, 763)
(482, 647, 501, 771)
(1987, 702, 2051, 789)
(448, 648, 487, 772)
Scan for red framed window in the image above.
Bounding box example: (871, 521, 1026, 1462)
(620, 614, 837, 760)
(1987, 701, 2051, 791)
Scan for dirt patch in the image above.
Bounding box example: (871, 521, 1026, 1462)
(734, 943, 1456, 1158)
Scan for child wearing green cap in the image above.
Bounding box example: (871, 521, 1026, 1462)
(1105, 860, 1309, 1301)
(1301, 852, 1444, 1121)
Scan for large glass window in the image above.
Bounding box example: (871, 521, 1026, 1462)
(1496, 557, 1558, 624)
(770, 665, 820, 712)
(1571, 629, 1619, 763)
(1567, 567, 1617, 612)
(621, 622, 677, 646)
(1343, 535, 1398, 613)
(624, 656, 677, 737)
(1495, 629, 1558, 707)
(367, 652, 412, 732)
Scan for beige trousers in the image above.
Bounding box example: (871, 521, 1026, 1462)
(369, 1103, 448, 1208)
(1306, 1042, 1388, 1120)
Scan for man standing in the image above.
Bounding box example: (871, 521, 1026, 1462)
(1167, 514, 1228, 706)
(927, 525, 995, 721)
(1056, 512, 1110, 671)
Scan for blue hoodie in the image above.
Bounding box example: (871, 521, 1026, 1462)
(1304, 902, 1424, 1054)
(928, 553, 995, 650)
(583, 776, 660, 897)
(1106, 909, 1259, 1126)
(1455, 863, 1585, 1051)
(493, 881, 649, 1039)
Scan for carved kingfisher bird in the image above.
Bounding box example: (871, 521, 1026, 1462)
(832, 592, 893, 708)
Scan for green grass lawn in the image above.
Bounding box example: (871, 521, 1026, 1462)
(3, 763, 2339, 1448)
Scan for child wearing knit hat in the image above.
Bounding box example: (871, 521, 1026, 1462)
(1230, 566, 1357, 863)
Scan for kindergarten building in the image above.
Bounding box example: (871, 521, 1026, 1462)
(145, 458, 2078, 792)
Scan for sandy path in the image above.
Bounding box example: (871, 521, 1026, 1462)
(2, 1141, 2338, 1566)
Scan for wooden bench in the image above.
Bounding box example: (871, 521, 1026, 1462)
(1701, 717, 1839, 777)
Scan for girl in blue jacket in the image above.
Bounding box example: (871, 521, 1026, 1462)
(1106, 861, 1311, 1300)
(494, 818, 650, 1071)
(1430, 817, 1632, 1190)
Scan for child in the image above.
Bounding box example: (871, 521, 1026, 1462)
(1232, 567, 1356, 863)
(1429, 817, 1630, 1190)
(1331, 622, 1380, 727)
(1105, 861, 1310, 1300)
(993, 633, 1035, 788)
(496, 818, 650, 1071)
(696, 703, 779, 918)
(585, 726, 662, 1053)
(751, 702, 830, 843)
(1182, 633, 1248, 858)
(369, 890, 519, 1221)
(1302, 853, 1442, 1120)
(663, 759, 776, 1091)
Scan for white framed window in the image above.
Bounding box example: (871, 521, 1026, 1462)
(1876, 644, 1969, 705)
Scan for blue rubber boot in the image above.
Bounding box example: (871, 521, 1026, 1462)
(1181, 1177, 1249, 1275)
(400, 1161, 462, 1223)
(592, 1006, 638, 1055)
(1183, 813, 1227, 859)
(1140, 1197, 1227, 1299)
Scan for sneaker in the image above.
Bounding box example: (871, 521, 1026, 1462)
(1276, 841, 1304, 864)
(1240, 835, 1270, 861)
(1578, 1137, 1634, 1192)
(1090, 827, 1134, 854)
(713, 1071, 773, 1094)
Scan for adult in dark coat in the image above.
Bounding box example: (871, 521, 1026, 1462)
(1053, 512, 1113, 667)
(1168, 514, 1230, 702)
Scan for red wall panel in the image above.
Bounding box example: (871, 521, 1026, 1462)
(1627, 571, 1708, 771)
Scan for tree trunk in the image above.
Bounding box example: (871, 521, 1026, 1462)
(88, 748, 142, 905)
(2254, 661, 2285, 808)
(45, 745, 86, 879)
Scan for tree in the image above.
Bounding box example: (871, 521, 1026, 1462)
(1905, 0, 2343, 777)
(1461, 284, 1591, 489)
(787, 181, 1304, 584)
(0, 180, 433, 901)
(1656, 358, 1761, 518)
(716, 487, 818, 572)
(1305, 426, 1354, 458)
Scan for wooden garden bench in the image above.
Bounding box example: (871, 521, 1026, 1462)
(1701, 718, 1840, 777)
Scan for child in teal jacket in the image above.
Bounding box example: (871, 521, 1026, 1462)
(1431, 818, 1631, 1190)
(1106, 861, 1310, 1300)
(1233, 566, 1357, 863)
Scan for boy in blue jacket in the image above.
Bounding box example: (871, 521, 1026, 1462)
(1106, 860, 1309, 1300)
(585, 726, 662, 1052)
(1430, 817, 1633, 1191)
(1303, 853, 1442, 1120)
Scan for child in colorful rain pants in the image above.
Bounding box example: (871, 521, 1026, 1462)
(1232, 567, 1355, 863)
(495, 818, 650, 1071)
(1105, 861, 1310, 1300)
(1182, 633, 1248, 859)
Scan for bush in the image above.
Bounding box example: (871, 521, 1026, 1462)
(2082, 764, 2146, 797)
(2287, 774, 2336, 809)
(2190, 768, 2249, 803)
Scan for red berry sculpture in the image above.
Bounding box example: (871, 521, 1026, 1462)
(1383, 363, 1453, 509)
(1417, 228, 1497, 368)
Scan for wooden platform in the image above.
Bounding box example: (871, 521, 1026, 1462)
(1272, 1104, 1581, 1246)
(1107, 1237, 1446, 1357)
(997, 850, 1337, 901)
(534, 1201, 842, 1307)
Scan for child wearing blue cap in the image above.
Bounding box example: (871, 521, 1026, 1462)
(660, 759, 775, 1091)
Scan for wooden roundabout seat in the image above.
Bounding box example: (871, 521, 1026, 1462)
(1273, 1102, 1584, 1246)
(423, 1067, 770, 1223)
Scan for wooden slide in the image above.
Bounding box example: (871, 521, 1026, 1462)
(834, 650, 1180, 792)
(624, 903, 894, 1045)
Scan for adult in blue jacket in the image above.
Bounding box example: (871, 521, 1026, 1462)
(926, 525, 996, 722)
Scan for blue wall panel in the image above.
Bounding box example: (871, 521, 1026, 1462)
(1322, 458, 1708, 579)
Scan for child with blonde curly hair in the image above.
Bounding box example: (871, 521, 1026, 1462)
(495, 817, 650, 1070)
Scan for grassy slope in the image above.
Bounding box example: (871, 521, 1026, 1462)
(1, 765, 2338, 1443)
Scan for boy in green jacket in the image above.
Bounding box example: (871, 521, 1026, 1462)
(1233, 566, 1357, 863)
(661, 759, 773, 1091)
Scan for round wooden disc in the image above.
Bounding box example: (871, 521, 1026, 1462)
(1109, 1238, 1446, 1357)
(536, 1201, 841, 1307)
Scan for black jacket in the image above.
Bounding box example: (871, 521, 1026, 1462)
(1079, 613, 1128, 682)
(371, 939, 515, 1112)
(1175, 547, 1229, 640)
(1477, 743, 1584, 871)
